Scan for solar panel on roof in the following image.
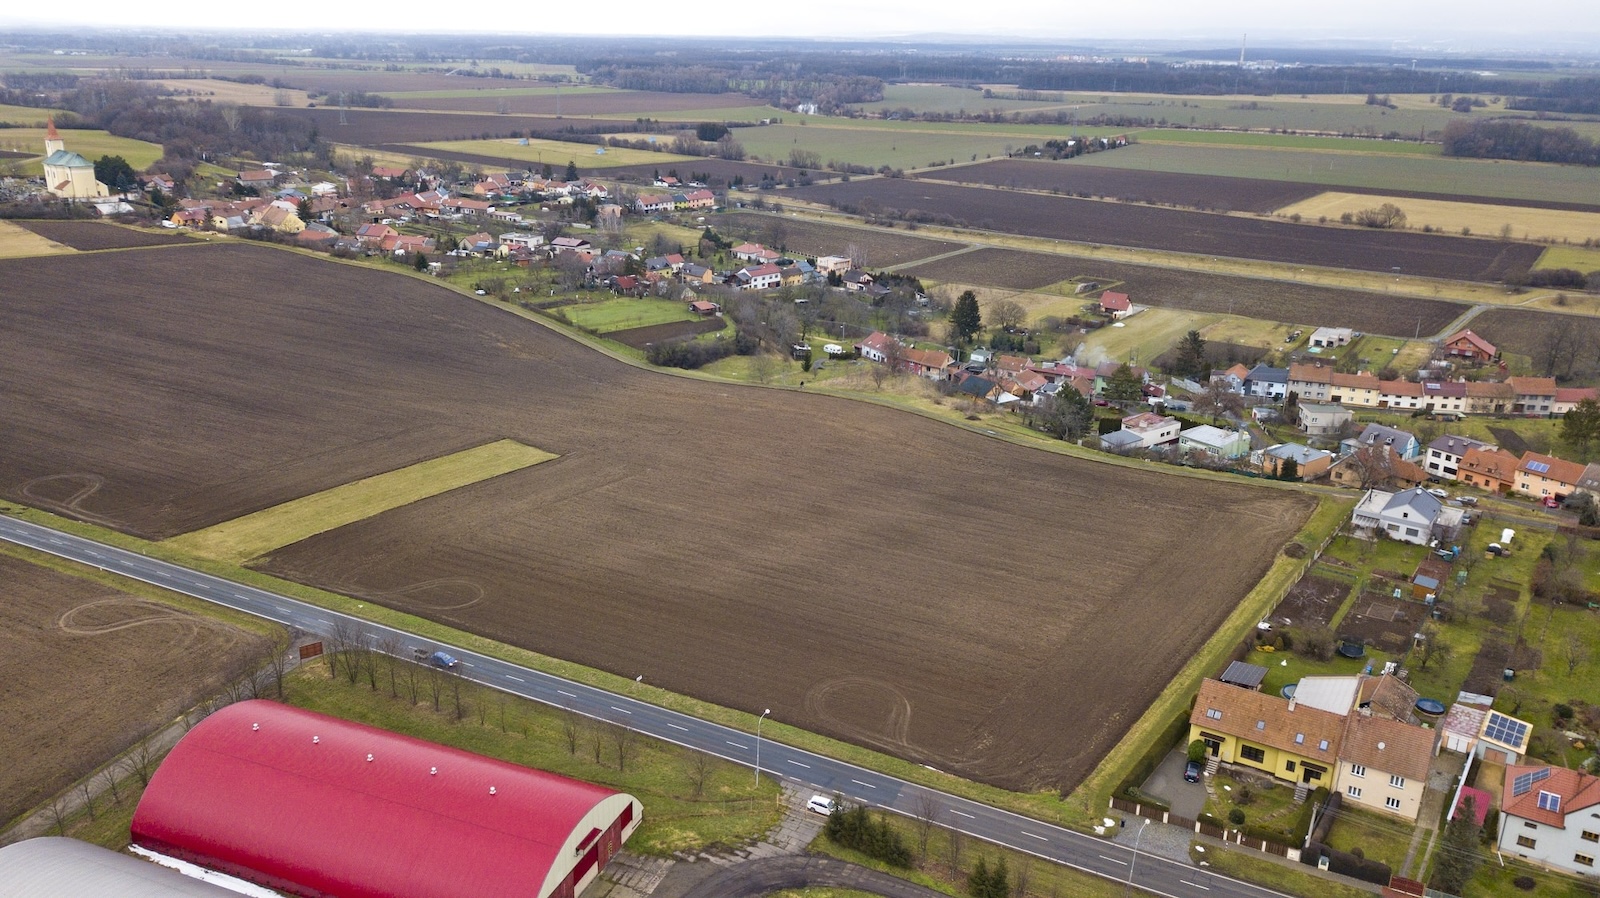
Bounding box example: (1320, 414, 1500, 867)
(1512, 767, 1551, 796)
(1486, 711, 1530, 747)
(1528, 461, 1551, 474)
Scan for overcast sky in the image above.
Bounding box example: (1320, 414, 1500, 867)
(1, 1, 1596, 50)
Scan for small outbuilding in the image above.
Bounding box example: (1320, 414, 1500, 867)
(131, 700, 641, 898)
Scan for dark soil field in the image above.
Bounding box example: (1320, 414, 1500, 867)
(394, 90, 764, 117)
(605, 158, 809, 188)
(287, 108, 628, 146)
(0, 242, 1313, 793)
(919, 159, 1600, 216)
(1339, 592, 1428, 654)
(903, 248, 1463, 337)
(1471, 309, 1600, 382)
(10, 220, 193, 251)
(788, 179, 1543, 282)
(920, 160, 1321, 214)
(1272, 570, 1348, 629)
(0, 551, 273, 827)
(606, 317, 726, 348)
(712, 212, 963, 267)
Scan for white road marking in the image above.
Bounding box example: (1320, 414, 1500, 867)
(667, 723, 689, 731)
(850, 779, 876, 788)
(726, 741, 748, 749)
(1022, 831, 1047, 841)
(557, 690, 577, 698)
(1179, 881, 1210, 891)
(951, 810, 974, 819)
(1098, 855, 1127, 866)
(506, 675, 525, 682)
(610, 705, 632, 714)
(787, 760, 811, 769)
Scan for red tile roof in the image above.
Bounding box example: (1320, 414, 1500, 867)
(1501, 764, 1600, 827)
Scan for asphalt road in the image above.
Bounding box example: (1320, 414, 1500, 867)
(1, 515, 1296, 898)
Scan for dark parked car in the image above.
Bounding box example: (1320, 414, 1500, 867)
(429, 651, 459, 669)
(1184, 759, 1203, 783)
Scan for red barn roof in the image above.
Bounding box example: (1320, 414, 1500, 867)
(131, 700, 639, 898)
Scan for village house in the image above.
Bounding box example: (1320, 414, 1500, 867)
(1458, 446, 1521, 494)
(1113, 411, 1180, 450)
(1298, 402, 1353, 436)
(1327, 446, 1428, 491)
(730, 263, 782, 290)
(679, 263, 716, 285)
(731, 242, 781, 264)
(1243, 364, 1289, 401)
(1351, 487, 1454, 545)
(1341, 423, 1420, 461)
(1099, 291, 1132, 319)
(903, 348, 954, 379)
(815, 255, 852, 275)
(1514, 452, 1586, 501)
(1424, 435, 1494, 482)
(1332, 712, 1434, 821)
(235, 169, 279, 190)
(1554, 387, 1600, 417)
(1308, 326, 1354, 349)
(635, 194, 674, 214)
(1258, 443, 1333, 480)
(1496, 764, 1600, 877)
(1178, 425, 1250, 460)
(1441, 329, 1498, 364)
(1510, 377, 1559, 416)
(856, 332, 899, 364)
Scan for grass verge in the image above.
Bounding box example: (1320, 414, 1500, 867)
(1191, 843, 1372, 898)
(163, 439, 555, 563)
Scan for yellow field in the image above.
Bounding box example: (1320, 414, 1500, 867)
(413, 137, 696, 169)
(163, 440, 556, 563)
(151, 78, 298, 106)
(1535, 245, 1600, 273)
(0, 128, 164, 175)
(0, 220, 73, 259)
(1276, 191, 1600, 244)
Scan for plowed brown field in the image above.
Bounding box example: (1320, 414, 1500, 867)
(0, 243, 1313, 792)
(0, 552, 273, 826)
(11, 220, 193, 251)
(788, 179, 1542, 282)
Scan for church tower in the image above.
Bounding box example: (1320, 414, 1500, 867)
(44, 118, 64, 156)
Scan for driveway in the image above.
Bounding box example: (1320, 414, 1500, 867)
(1141, 748, 1208, 821)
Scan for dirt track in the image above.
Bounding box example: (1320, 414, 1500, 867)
(0, 243, 1313, 792)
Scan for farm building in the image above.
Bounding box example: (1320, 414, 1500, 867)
(1098, 291, 1132, 319)
(1307, 327, 1353, 349)
(1441, 329, 1497, 363)
(0, 838, 242, 898)
(130, 700, 641, 898)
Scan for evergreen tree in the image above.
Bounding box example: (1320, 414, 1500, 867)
(1103, 363, 1143, 403)
(988, 856, 1009, 898)
(1173, 329, 1209, 379)
(1562, 397, 1600, 460)
(565, 160, 580, 181)
(1279, 456, 1300, 481)
(950, 290, 982, 345)
(1430, 795, 1483, 894)
(94, 154, 137, 191)
(967, 857, 991, 898)
(413, 252, 429, 272)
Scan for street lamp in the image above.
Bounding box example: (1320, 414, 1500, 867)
(1125, 817, 1149, 897)
(754, 708, 771, 786)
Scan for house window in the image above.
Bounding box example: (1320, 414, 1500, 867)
(1518, 836, 1537, 849)
(1319, 740, 1330, 751)
(1256, 720, 1266, 730)
(1206, 708, 1222, 720)
(1582, 831, 1599, 843)
(1350, 764, 1366, 777)
(1386, 797, 1402, 811)
(1539, 791, 1562, 813)
(1294, 733, 1304, 744)
(1390, 775, 1405, 789)
(1240, 745, 1266, 763)
(1525, 822, 1538, 830)
(1577, 855, 1595, 867)
(1285, 761, 1296, 773)
(1347, 786, 1362, 799)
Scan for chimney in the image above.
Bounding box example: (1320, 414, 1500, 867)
(1288, 698, 1296, 712)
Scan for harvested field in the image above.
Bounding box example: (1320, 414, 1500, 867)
(1276, 192, 1600, 245)
(9, 220, 192, 251)
(391, 89, 763, 117)
(712, 212, 963, 267)
(0, 219, 72, 259)
(414, 137, 697, 169)
(788, 179, 1543, 282)
(0, 242, 1314, 792)
(1272, 570, 1349, 629)
(919, 159, 1323, 214)
(605, 318, 726, 348)
(903, 249, 1462, 337)
(0, 551, 274, 827)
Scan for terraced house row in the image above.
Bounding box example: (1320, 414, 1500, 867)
(1286, 365, 1594, 418)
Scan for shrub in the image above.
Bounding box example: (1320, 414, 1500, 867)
(825, 804, 912, 868)
(1228, 808, 1246, 825)
(1514, 875, 1536, 891)
(1556, 703, 1575, 721)
(1188, 739, 1208, 762)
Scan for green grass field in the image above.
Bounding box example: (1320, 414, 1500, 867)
(413, 137, 696, 169)
(560, 297, 701, 333)
(1132, 129, 1439, 155)
(733, 123, 1020, 170)
(1070, 142, 1600, 206)
(0, 128, 164, 174)
(163, 440, 555, 563)
(1535, 245, 1600, 273)
(0, 103, 62, 126)
(1078, 307, 1218, 368)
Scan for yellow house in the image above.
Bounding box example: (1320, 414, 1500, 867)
(1331, 713, 1433, 821)
(1189, 679, 1345, 789)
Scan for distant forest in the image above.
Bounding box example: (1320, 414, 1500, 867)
(1441, 119, 1600, 166)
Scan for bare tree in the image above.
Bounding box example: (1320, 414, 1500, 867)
(1012, 857, 1031, 898)
(451, 673, 466, 721)
(1346, 444, 1397, 490)
(377, 636, 402, 698)
(98, 762, 123, 806)
(990, 299, 1027, 333)
(915, 792, 942, 859)
(1194, 379, 1245, 425)
(947, 825, 965, 869)
(268, 646, 289, 699)
(685, 751, 713, 797)
(563, 709, 582, 755)
(49, 795, 71, 835)
(77, 781, 95, 821)
(404, 660, 420, 705)
(128, 741, 160, 786)
(589, 719, 606, 764)
(426, 664, 444, 712)
(613, 724, 637, 773)
(1566, 633, 1591, 675)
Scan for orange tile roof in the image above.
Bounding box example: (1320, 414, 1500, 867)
(1190, 679, 1345, 761)
(1518, 451, 1586, 486)
(1340, 713, 1434, 781)
(1502, 764, 1600, 827)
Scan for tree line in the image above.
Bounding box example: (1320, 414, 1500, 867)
(1441, 119, 1600, 166)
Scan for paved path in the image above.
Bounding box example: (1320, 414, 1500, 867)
(1, 515, 1300, 898)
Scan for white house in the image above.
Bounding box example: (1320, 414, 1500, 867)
(1308, 326, 1354, 349)
(1425, 435, 1494, 482)
(1118, 412, 1180, 450)
(1497, 764, 1600, 877)
(1299, 402, 1353, 436)
(1351, 487, 1446, 545)
(1179, 425, 1251, 459)
(1243, 364, 1288, 401)
(1341, 423, 1420, 461)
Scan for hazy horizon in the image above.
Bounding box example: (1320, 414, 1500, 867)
(2, 1, 1598, 56)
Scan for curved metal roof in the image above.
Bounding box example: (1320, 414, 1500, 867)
(0, 838, 240, 898)
(131, 700, 637, 898)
